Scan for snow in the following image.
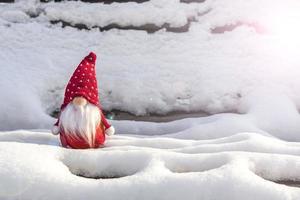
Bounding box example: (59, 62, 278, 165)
(43, 0, 196, 28)
(1, 138, 300, 200)
(2, 0, 300, 199)
(1, 91, 300, 199)
(2, 0, 300, 131)
(0, 0, 208, 27)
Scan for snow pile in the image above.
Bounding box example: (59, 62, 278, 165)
(2, 140, 300, 200)
(1, 92, 300, 199)
(112, 90, 300, 141)
(1, 0, 300, 130)
(42, 0, 203, 28)
(0, 0, 208, 28)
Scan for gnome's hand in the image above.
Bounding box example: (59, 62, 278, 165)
(51, 125, 60, 135)
(105, 126, 115, 136)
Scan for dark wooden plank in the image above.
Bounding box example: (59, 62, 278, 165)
(46, 8, 210, 34)
(50, 20, 191, 33)
(0, 0, 14, 2)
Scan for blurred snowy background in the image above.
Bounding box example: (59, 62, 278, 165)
(2, 0, 300, 199)
(2, 0, 300, 130)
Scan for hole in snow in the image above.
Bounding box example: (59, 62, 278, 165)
(165, 156, 227, 173)
(64, 162, 138, 180)
(259, 177, 300, 188)
(65, 165, 137, 180)
(72, 170, 131, 179)
(251, 159, 300, 189)
(258, 175, 300, 188)
(61, 152, 149, 180)
(168, 164, 223, 174)
(274, 180, 300, 188)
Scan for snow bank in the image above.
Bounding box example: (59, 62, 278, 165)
(42, 0, 202, 28)
(0, 0, 208, 28)
(1, 0, 300, 132)
(0, 89, 300, 199)
(2, 130, 300, 200)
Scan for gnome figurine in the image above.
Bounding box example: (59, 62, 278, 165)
(51, 52, 115, 149)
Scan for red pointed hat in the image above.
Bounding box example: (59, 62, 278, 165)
(61, 52, 99, 110)
(53, 52, 113, 131)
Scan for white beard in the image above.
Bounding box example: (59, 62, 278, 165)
(59, 102, 101, 147)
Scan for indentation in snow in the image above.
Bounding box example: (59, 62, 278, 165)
(164, 154, 227, 173)
(61, 150, 151, 179)
(249, 154, 300, 188)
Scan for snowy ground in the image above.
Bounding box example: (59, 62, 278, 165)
(2, 0, 300, 199)
(2, 92, 300, 200)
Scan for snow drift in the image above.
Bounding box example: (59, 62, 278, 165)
(2, 0, 300, 130)
(1, 91, 300, 199)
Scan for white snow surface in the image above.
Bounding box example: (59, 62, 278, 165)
(2, 0, 300, 199)
(2, 0, 300, 130)
(2, 92, 300, 200)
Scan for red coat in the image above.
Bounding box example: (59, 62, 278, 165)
(60, 122, 106, 149)
(56, 112, 110, 149)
